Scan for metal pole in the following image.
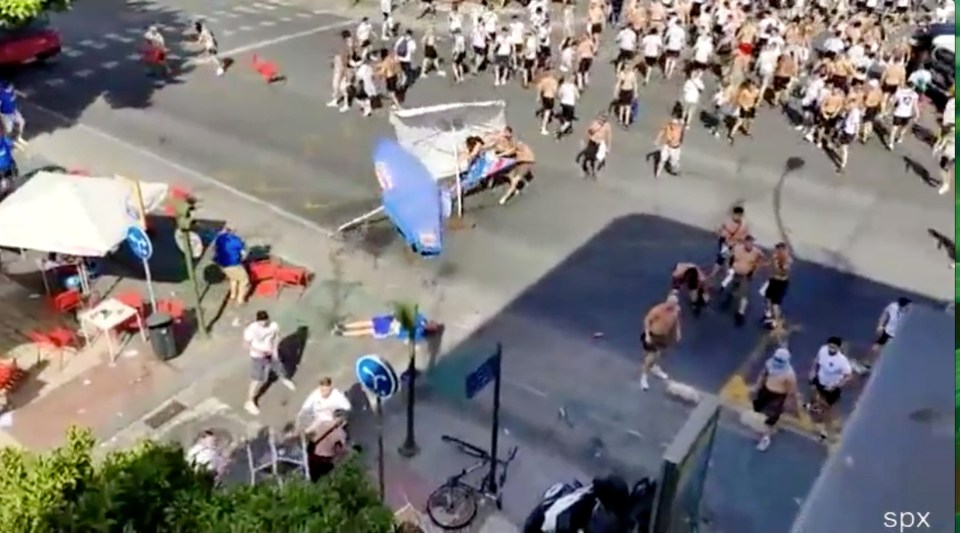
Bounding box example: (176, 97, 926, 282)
(454, 144, 464, 218)
(336, 206, 386, 233)
(376, 396, 385, 501)
(142, 258, 158, 312)
(487, 343, 502, 494)
(179, 229, 209, 338)
(397, 341, 419, 457)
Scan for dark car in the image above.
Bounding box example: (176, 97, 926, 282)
(909, 23, 954, 109)
(0, 18, 61, 67)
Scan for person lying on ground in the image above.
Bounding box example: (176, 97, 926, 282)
(332, 312, 442, 341)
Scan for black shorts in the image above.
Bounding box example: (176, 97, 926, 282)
(692, 60, 710, 71)
(892, 115, 910, 127)
(830, 75, 849, 92)
(664, 49, 681, 59)
(578, 57, 593, 73)
(538, 45, 551, 59)
(590, 22, 603, 35)
(618, 89, 633, 105)
(523, 58, 535, 70)
(453, 51, 466, 64)
(838, 131, 855, 145)
(644, 55, 658, 67)
(864, 106, 880, 121)
(424, 45, 438, 59)
(359, 38, 371, 48)
(674, 267, 701, 292)
(773, 76, 790, 92)
(473, 45, 486, 56)
(764, 278, 789, 305)
(582, 139, 600, 161)
(753, 385, 787, 426)
(540, 96, 555, 111)
(894, 4, 907, 12)
(356, 88, 370, 100)
(385, 76, 399, 93)
(641, 331, 668, 352)
(617, 49, 635, 64)
(560, 104, 575, 122)
(812, 377, 841, 406)
(941, 155, 954, 170)
(819, 114, 839, 129)
(882, 83, 898, 94)
(495, 55, 510, 68)
(738, 106, 756, 119)
(875, 330, 892, 346)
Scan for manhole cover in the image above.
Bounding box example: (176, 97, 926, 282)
(144, 400, 188, 429)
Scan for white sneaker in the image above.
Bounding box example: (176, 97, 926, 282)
(650, 365, 669, 380)
(339, 105, 349, 113)
(216, 66, 224, 76)
(281, 378, 296, 391)
(326, 99, 339, 108)
(640, 373, 650, 391)
(244, 401, 260, 415)
(756, 435, 771, 451)
(720, 269, 735, 289)
(540, 129, 548, 136)
(939, 182, 950, 195)
(436, 70, 447, 77)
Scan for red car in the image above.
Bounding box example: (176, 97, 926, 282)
(0, 19, 61, 67)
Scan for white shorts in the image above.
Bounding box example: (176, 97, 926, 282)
(1, 111, 23, 134)
(660, 145, 681, 166)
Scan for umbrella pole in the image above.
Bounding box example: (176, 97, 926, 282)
(336, 206, 385, 233)
(454, 144, 464, 218)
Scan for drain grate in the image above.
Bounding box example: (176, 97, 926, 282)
(144, 400, 188, 430)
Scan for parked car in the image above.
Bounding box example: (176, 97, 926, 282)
(0, 18, 61, 67)
(909, 24, 955, 109)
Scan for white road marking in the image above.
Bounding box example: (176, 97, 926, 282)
(260, 20, 276, 27)
(20, 99, 337, 238)
(253, 2, 277, 9)
(295, 12, 312, 18)
(222, 29, 235, 36)
(279, 16, 292, 22)
(125, 52, 142, 61)
(312, 9, 326, 14)
(101, 60, 119, 69)
(232, 6, 257, 13)
(63, 49, 83, 58)
(104, 33, 132, 43)
(79, 39, 107, 50)
(74, 69, 94, 78)
(238, 25, 254, 31)
(204, 16, 218, 23)
(207, 19, 354, 60)
(224, 12, 241, 18)
(45, 78, 65, 87)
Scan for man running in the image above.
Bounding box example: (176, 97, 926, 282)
(143, 25, 168, 77)
(579, 113, 611, 179)
(806, 337, 852, 441)
(639, 291, 682, 391)
(727, 79, 760, 144)
(761, 242, 791, 326)
(613, 64, 638, 127)
(556, 75, 579, 138)
(499, 139, 535, 205)
(654, 106, 685, 177)
(726, 235, 765, 327)
(195, 20, 225, 76)
(536, 70, 558, 135)
(887, 80, 919, 150)
(671, 261, 710, 315)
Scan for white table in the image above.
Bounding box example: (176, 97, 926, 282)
(77, 298, 146, 362)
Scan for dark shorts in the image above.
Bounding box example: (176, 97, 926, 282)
(644, 55, 658, 67)
(540, 96, 555, 111)
(838, 131, 855, 145)
(617, 49, 635, 64)
(875, 330, 892, 346)
(495, 55, 510, 68)
(773, 76, 790, 92)
(940, 155, 954, 169)
(764, 278, 789, 305)
(424, 45, 438, 59)
(864, 106, 880, 121)
(560, 104, 575, 122)
(753, 385, 787, 426)
(692, 60, 710, 71)
(578, 57, 593, 73)
(882, 83, 898, 94)
(385, 76, 399, 93)
(582, 139, 600, 160)
(664, 49, 681, 59)
(731, 272, 752, 299)
(812, 377, 841, 406)
(523, 57, 535, 70)
(618, 89, 633, 105)
(641, 331, 669, 352)
(453, 51, 466, 64)
(738, 106, 756, 120)
(892, 115, 910, 127)
(590, 22, 603, 35)
(474, 45, 486, 56)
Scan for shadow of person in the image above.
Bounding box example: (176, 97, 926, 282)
(278, 325, 310, 378)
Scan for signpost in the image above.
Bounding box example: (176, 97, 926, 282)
(465, 343, 503, 494)
(125, 225, 157, 311)
(356, 354, 399, 501)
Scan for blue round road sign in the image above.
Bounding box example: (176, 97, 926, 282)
(125, 225, 153, 260)
(355, 354, 399, 399)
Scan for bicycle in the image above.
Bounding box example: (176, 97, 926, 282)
(425, 434, 519, 530)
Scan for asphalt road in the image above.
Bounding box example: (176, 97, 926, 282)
(10, 0, 955, 529)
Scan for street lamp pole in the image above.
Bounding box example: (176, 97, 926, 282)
(397, 342, 419, 458)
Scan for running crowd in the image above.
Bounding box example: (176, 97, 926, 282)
(319, 0, 950, 452)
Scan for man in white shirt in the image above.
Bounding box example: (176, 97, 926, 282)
(394, 29, 417, 86)
(186, 430, 226, 477)
(662, 19, 686, 79)
(640, 28, 663, 84)
(887, 83, 919, 150)
(243, 310, 296, 415)
(298, 376, 352, 432)
(680, 69, 705, 129)
(934, 91, 955, 155)
(615, 26, 637, 73)
(870, 297, 911, 355)
(806, 336, 852, 440)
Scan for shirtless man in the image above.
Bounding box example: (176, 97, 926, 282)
(640, 291, 682, 391)
(329, 31, 354, 108)
(771, 49, 798, 106)
(376, 49, 403, 110)
(751, 344, 802, 451)
(812, 82, 844, 148)
(499, 140, 535, 205)
(613, 65, 638, 127)
(727, 79, 760, 144)
(860, 78, 883, 143)
(726, 235, 765, 327)
(671, 261, 710, 316)
(579, 114, 612, 179)
(714, 205, 749, 284)
(762, 242, 791, 326)
(536, 71, 559, 135)
(575, 34, 596, 89)
(654, 106, 685, 177)
(879, 53, 905, 116)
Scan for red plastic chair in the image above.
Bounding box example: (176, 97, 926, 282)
(155, 299, 186, 323)
(248, 260, 278, 283)
(27, 329, 75, 369)
(252, 279, 279, 297)
(170, 185, 193, 202)
(49, 289, 83, 314)
(115, 291, 145, 315)
(0, 361, 25, 392)
(275, 266, 311, 296)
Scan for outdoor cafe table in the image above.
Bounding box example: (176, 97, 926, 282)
(77, 298, 146, 363)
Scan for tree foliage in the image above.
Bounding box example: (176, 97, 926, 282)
(0, 0, 74, 28)
(0, 427, 396, 533)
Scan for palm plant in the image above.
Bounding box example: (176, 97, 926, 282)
(393, 301, 421, 457)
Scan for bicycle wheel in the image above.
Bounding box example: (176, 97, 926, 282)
(426, 482, 479, 530)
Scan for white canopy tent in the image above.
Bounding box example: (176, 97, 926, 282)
(389, 100, 508, 180)
(0, 171, 169, 256)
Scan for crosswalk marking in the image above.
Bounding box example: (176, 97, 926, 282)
(104, 32, 133, 43)
(222, 29, 235, 36)
(101, 60, 119, 69)
(74, 69, 94, 78)
(253, 2, 278, 9)
(279, 16, 292, 21)
(63, 49, 83, 58)
(232, 6, 257, 13)
(126, 53, 142, 61)
(312, 9, 326, 14)
(295, 12, 312, 18)
(238, 25, 254, 31)
(45, 78, 65, 87)
(79, 39, 106, 50)
(260, 20, 276, 27)
(224, 12, 241, 18)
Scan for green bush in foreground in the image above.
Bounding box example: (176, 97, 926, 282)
(0, 427, 395, 533)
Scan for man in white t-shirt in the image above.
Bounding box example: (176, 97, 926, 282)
(887, 83, 919, 150)
(870, 297, 911, 356)
(640, 28, 662, 85)
(680, 69, 705, 128)
(806, 336, 852, 440)
(298, 376, 352, 431)
(615, 26, 637, 72)
(243, 310, 296, 415)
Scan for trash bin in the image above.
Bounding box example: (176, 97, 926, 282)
(147, 312, 178, 360)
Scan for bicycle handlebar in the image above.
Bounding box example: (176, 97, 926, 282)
(442, 435, 519, 466)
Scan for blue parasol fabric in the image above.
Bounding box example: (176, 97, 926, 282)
(373, 138, 444, 256)
(460, 151, 517, 192)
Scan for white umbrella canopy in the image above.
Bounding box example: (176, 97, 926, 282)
(0, 171, 169, 256)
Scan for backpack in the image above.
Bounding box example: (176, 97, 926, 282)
(396, 37, 409, 57)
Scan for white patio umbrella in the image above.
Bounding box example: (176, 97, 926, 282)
(0, 171, 169, 256)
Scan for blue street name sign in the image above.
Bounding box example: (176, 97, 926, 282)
(356, 355, 399, 399)
(125, 225, 153, 261)
(465, 352, 501, 400)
